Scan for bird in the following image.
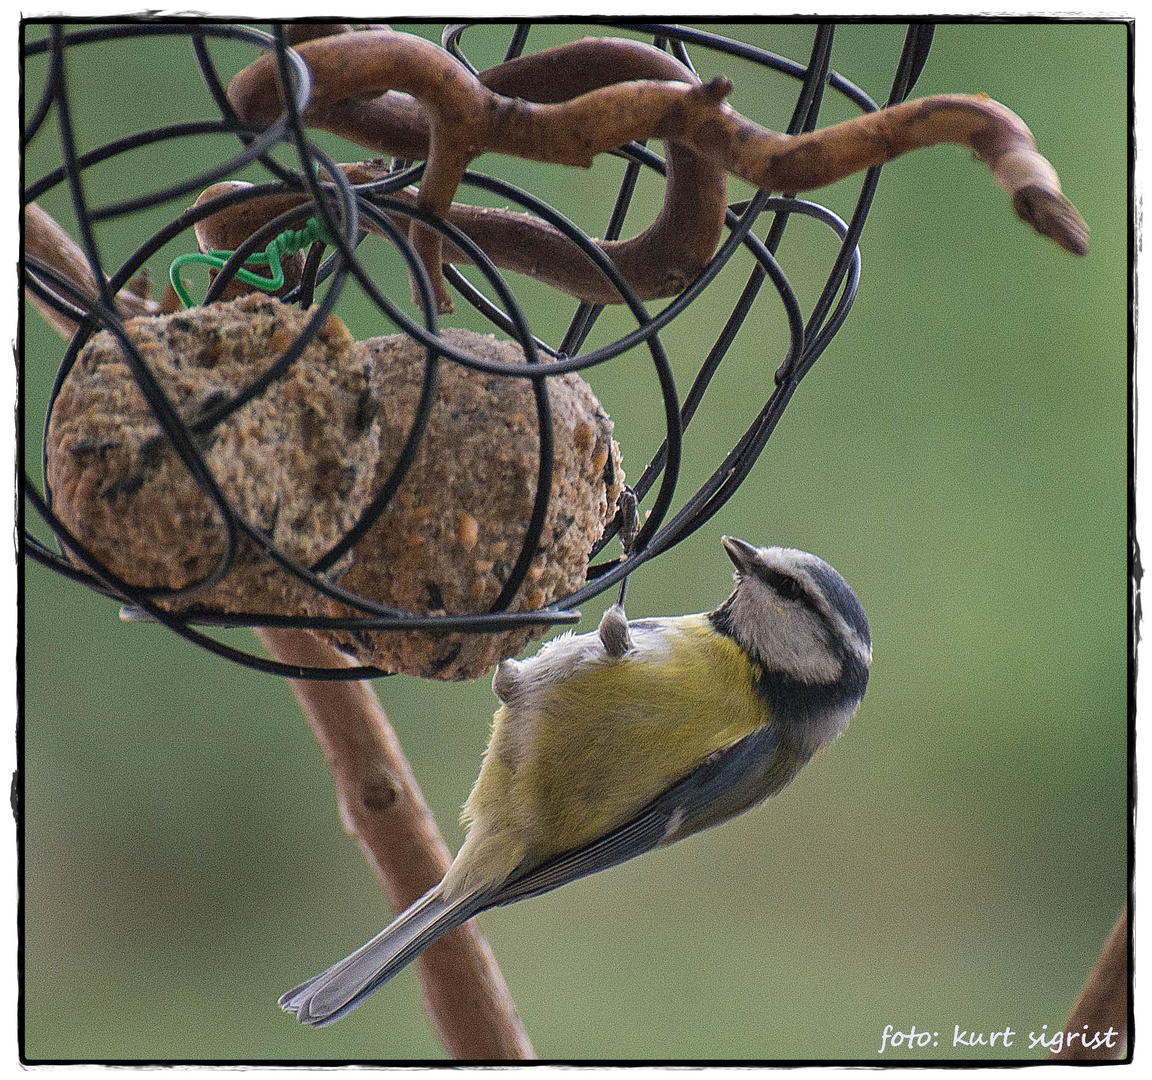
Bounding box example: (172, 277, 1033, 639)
(280, 535, 872, 1027)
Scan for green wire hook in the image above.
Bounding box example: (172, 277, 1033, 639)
(169, 216, 332, 309)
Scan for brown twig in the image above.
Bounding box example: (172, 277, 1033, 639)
(229, 34, 723, 311)
(1051, 905, 1128, 1060)
(23, 203, 164, 336)
(192, 160, 717, 309)
(227, 30, 1087, 313)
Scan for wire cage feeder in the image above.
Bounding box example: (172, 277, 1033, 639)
(23, 20, 943, 681)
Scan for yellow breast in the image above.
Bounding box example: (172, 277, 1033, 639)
(481, 615, 772, 860)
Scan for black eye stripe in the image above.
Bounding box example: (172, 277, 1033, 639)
(754, 566, 807, 604)
(737, 557, 870, 656)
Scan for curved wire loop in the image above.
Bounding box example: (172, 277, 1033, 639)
(22, 20, 932, 678)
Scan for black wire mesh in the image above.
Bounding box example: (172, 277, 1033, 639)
(22, 19, 935, 679)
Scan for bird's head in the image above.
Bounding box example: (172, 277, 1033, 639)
(712, 536, 872, 745)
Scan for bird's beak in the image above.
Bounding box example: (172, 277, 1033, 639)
(721, 535, 758, 574)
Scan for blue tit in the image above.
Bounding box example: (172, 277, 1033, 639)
(281, 535, 871, 1027)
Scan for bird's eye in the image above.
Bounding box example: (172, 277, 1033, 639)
(776, 576, 803, 602)
(757, 566, 806, 602)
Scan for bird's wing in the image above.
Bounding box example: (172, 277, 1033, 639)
(489, 724, 780, 907)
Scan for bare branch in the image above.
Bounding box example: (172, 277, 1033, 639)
(228, 30, 1087, 312)
(23, 203, 165, 336)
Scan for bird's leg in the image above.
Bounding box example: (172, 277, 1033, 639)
(492, 659, 522, 703)
(598, 603, 633, 659)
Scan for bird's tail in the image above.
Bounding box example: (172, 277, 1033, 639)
(279, 885, 487, 1027)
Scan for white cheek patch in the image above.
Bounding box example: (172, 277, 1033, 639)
(731, 581, 842, 683)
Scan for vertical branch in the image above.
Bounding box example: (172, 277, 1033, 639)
(257, 628, 535, 1060)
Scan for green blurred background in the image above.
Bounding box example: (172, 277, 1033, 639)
(22, 20, 1129, 1062)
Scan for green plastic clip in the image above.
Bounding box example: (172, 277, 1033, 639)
(169, 216, 332, 309)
